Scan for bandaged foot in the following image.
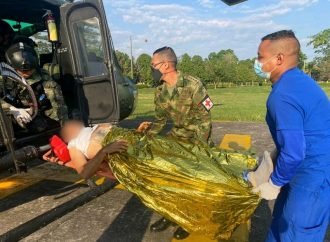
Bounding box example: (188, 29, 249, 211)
(247, 151, 273, 187)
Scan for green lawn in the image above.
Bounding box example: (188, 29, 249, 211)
(130, 86, 330, 122)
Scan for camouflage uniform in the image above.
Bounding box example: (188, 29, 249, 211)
(0, 76, 11, 112)
(0, 62, 21, 112)
(148, 72, 212, 144)
(24, 70, 68, 123)
(0, 70, 68, 124)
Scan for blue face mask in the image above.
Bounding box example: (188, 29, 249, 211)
(254, 56, 277, 79)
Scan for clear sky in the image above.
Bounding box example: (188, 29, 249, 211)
(103, 0, 330, 61)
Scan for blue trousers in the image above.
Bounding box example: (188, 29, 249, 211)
(266, 168, 330, 242)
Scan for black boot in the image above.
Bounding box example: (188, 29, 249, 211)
(150, 217, 174, 232)
(173, 227, 190, 240)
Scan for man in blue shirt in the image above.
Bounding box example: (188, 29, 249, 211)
(253, 30, 330, 242)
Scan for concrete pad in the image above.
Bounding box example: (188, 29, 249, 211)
(21, 189, 173, 242)
(219, 133, 251, 151)
(0, 162, 82, 199)
(0, 175, 42, 199)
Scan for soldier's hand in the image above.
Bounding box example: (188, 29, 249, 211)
(137, 122, 152, 133)
(102, 140, 129, 154)
(9, 106, 32, 126)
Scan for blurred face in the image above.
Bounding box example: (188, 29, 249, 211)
(17, 69, 35, 79)
(61, 121, 84, 143)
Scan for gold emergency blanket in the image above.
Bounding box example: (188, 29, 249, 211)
(103, 127, 260, 240)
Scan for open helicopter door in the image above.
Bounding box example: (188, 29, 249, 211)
(60, 0, 120, 125)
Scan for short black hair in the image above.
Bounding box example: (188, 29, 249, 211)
(153, 46, 177, 64)
(261, 30, 301, 55)
(262, 30, 300, 45)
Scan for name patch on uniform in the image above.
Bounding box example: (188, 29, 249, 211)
(201, 95, 214, 111)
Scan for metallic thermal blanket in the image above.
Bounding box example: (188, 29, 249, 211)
(103, 127, 260, 240)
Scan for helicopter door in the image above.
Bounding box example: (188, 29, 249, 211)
(60, 0, 120, 124)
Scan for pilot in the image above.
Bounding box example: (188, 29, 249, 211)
(3, 41, 68, 132)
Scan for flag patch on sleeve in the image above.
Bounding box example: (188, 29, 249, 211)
(201, 95, 214, 111)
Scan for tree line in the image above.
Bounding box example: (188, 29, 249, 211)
(115, 29, 330, 87)
(307, 29, 330, 82)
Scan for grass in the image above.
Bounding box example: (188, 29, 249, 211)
(130, 86, 330, 122)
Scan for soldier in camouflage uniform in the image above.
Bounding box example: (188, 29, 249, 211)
(149, 72, 212, 143)
(2, 41, 67, 133)
(137, 47, 214, 240)
(25, 70, 68, 123)
(138, 46, 213, 144)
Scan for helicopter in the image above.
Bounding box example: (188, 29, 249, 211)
(0, 0, 137, 173)
(0, 0, 247, 174)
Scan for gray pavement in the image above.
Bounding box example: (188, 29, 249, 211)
(21, 190, 173, 242)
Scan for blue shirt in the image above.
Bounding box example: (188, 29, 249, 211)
(266, 68, 330, 186)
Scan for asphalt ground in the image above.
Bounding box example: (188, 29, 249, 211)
(0, 121, 329, 242)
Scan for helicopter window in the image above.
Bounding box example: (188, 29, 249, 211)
(32, 31, 52, 55)
(73, 17, 107, 77)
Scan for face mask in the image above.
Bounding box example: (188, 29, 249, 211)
(151, 66, 163, 87)
(254, 55, 277, 79)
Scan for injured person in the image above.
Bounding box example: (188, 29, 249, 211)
(43, 120, 273, 240)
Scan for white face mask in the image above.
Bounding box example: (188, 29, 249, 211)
(254, 55, 278, 79)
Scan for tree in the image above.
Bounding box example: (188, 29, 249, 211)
(115, 50, 131, 77)
(207, 49, 238, 63)
(298, 51, 307, 71)
(308, 29, 330, 82)
(205, 58, 228, 88)
(237, 59, 259, 85)
(191, 55, 207, 81)
(177, 53, 193, 75)
(308, 29, 330, 58)
(316, 61, 330, 82)
(204, 49, 240, 87)
(217, 49, 239, 64)
(208, 52, 218, 61)
(136, 53, 152, 85)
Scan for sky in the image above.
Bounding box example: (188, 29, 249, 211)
(103, 0, 330, 61)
